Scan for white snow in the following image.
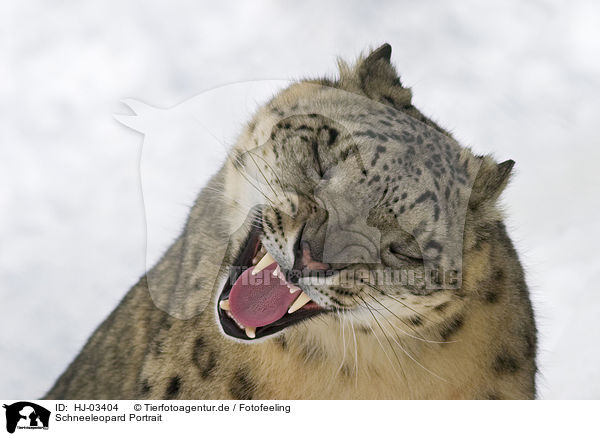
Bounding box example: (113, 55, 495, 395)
(1, 0, 599, 399)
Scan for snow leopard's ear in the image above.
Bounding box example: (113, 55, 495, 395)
(469, 156, 515, 208)
(359, 43, 396, 84)
(357, 43, 412, 108)
(365, 43, 392, 65)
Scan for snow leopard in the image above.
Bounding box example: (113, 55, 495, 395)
(44, 43, 537, 400)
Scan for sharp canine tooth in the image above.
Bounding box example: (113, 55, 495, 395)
(288, 284, 301, 293)
(245, 327, 256, 338)
(273, 265, 280, 277)
(219, 299, 230, 311)
(288, 292, 311, 314)
(252, 252, 276, 275)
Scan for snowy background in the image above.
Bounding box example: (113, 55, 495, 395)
(1, 0, 599, 399)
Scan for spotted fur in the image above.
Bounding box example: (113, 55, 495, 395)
(45, 44, 536, 400)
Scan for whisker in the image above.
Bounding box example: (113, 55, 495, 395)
(365, 294, 454, 345)
(349, 316, 359, 388)
(363, 291, 449, 344)
(354, 295, 408, 381)
(246, 151, 293, 204)
(362, 281, 432, 323)
(201, 186, 263, 212)
(347, 310, 404, 381)
(363, 291, 426, 339)
(229, 154, 277, 206)
(336, 308, 348, 377)
(245, 151, 281, 201)
(359, 296, 449, 383)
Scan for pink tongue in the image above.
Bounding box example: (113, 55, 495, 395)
(229, 262, 300, 328)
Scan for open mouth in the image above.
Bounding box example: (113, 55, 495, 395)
(217, 227, 327, 341)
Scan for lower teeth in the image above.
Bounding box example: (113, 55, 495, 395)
(245, 327, 256, 338)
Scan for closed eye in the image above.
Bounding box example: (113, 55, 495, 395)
(388, 241, 423, 262)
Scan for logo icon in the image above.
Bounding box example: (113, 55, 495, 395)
(3, 402, 50, 434)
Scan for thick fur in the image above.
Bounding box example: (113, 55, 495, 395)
(45, 44, 536, 400)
